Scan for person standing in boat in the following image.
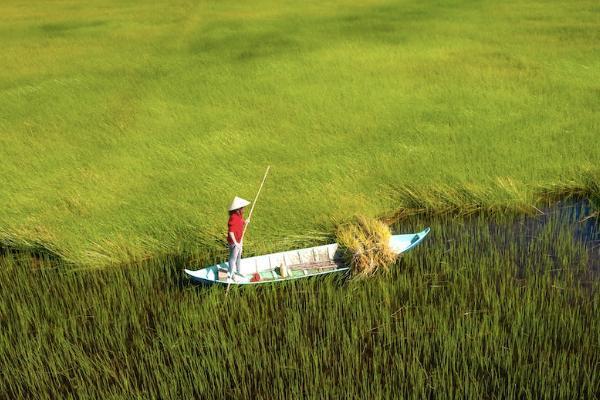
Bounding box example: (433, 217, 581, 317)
(227, 196, 250, 282)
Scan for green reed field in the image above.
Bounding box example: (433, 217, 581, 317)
(1, 0, 599, 264)
(1, 215, 598, 398)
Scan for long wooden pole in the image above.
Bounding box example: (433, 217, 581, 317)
(241, 165, 270, 242)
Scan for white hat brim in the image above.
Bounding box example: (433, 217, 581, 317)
(229, 196, 251, 211)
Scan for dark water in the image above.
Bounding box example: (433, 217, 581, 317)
(529, 200, 598, 271)
(393, 199, 599, 279)
(490, 200, 598, 277)
(549, 200, 599, 249)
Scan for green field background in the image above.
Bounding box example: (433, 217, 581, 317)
(1, 0, 598, 264)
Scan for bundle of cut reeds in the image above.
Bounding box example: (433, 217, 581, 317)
(336, 216, 397, 279)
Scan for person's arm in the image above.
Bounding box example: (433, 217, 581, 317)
(229, 232, 242, 248)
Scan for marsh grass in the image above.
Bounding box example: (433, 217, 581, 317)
(383, 170, 600, 224)
(1, 213, 598, 398)
(1, 0, 599, 264)
(383, 180, 535, 222)
(536, 170, 600, 215)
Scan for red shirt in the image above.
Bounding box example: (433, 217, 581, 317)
(227, 213, 245, 244)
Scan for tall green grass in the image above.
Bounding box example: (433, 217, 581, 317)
(380, 169, 600, 224)
(1, 214, 598, 398)
(1, 0, 599, 264)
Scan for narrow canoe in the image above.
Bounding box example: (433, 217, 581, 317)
(184, 227, 430, 286)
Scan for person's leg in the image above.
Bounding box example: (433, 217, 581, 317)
(228, 245, 237, 279)
(235, 246, 242, 275)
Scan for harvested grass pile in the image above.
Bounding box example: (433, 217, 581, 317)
(336, 216, 398, 279)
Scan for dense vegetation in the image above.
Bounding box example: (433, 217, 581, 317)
(1, 0, 599, 264)
(1, 1, 598, 397)
(1, 213, 597, 398)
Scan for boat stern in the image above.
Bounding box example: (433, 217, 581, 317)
(184, 266, 220, 284)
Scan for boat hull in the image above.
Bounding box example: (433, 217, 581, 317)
(184, 227, 430, 286)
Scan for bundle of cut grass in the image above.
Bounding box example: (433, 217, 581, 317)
(336, 216, 398, 279)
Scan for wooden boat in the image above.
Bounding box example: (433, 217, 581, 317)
(184, 228, 430, 286)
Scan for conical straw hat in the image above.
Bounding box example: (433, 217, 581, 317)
(229, 196, 250, 211)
